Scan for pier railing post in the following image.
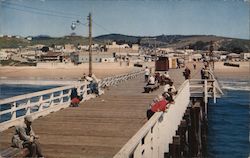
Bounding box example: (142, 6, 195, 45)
(11, 102, 17, 120)
(204, 80, 207, 104)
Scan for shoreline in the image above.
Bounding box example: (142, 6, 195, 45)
(214, 61, 249, 80)
(0, 63, 144, 81)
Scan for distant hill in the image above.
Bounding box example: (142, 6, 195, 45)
(95, 34, 250, 53)
(1, 34, 249, 53)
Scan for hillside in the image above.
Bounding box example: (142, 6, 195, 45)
(1, 34, 249, 53)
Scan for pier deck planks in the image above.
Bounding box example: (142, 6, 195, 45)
(0, 64, 202, 158)
(0, 75, 164, 158)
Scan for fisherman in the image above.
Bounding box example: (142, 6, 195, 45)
(146, 95, 169, 120)
(12, 115, 43, 158)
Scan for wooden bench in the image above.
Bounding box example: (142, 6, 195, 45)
(0, 147, 29, 158)
(144, 83, 160, 93)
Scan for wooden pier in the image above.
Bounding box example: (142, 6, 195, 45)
(0, 64, 223, 158)
(0, 74, 164, 158)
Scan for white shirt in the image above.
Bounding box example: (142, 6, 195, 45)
(148, 76, 155, 84)
(145, 68, 150, 76)
(163, 84, 170, 92)
(164, 84, 176, 93)
(163, 72, 170, 78)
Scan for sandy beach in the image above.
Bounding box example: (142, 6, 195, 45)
(0, 62, 144, 81)
(0, 61, 248, 81)
(214, 61, 249, 80)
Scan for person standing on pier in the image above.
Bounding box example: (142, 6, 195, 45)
(144, 66, 150, 82)
(193, 62, 197, 70)
(12, 115, 43, 158)
(183, 67, 191, 80)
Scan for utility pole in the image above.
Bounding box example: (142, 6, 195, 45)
(88, 12, 92, 76)
(209, 41, 214, 70)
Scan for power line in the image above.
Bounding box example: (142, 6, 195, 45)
(2, 1, 82, 18)
(92, 20, 113, 34)
(1, 3, 80, 20)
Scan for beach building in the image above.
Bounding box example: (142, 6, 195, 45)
(64, 44, 76, 53)
(219, 55, 227, 61)
(0, 51, 10, 60)
(70, 51, 115, 64)
(40, 51, 63, 62)
(131, 44, 139, 51)
(240, 52, 250, 60)
(1, 48, 19, 54)
(227, 53, 240, 61)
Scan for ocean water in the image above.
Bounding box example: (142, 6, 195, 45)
(0, 84, 61, 122)
(0, 84, 60, 99)
(207, 79, 250, 158)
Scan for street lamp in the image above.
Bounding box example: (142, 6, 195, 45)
(71, 20, 84, 31)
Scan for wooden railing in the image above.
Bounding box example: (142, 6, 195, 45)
(0, 82, 91, 132)
(114, 80, 190, 158)
(99, 70, 144, 88)
(0, 70, 144, 132)
(189, 70, 223, 104)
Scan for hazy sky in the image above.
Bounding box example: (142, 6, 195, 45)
(0, 0, 249, 39)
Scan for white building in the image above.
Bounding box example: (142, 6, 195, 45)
(219, 55, 227, 61)
(106, 41, 129, 49)
(0, 51, 10, 60)
(240, 52, 250, 60)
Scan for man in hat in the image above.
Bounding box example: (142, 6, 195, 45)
(12, 115, 43, 157)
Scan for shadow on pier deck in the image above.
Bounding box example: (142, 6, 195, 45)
(0, 75, 163, 158)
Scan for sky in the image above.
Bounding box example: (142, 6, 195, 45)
(0, 0, 249, 39)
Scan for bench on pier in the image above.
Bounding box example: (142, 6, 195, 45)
(0, 147, 29, 158)
(144, 83, 160, 93)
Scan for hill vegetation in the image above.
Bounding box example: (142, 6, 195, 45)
(1, 34, 249, 53)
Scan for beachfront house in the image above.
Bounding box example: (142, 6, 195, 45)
(219, 55, 227, 61)
(40, 51, 64, 62)
(227, 53, 240, 61)
(240, 52, 250, 60)
(70, 51, 115, 64)
(0, 51, 10, 60)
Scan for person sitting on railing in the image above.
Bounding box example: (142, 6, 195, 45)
(12, 115, 43, 158)
(79, 73, 87, 81)
(90, 74, 101, 96)
(163, 81, 177, 95)
(70, 88, 83, 107)
(146, 95, 169, 120)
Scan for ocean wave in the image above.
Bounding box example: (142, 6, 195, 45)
(219, 80, 250, 91)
